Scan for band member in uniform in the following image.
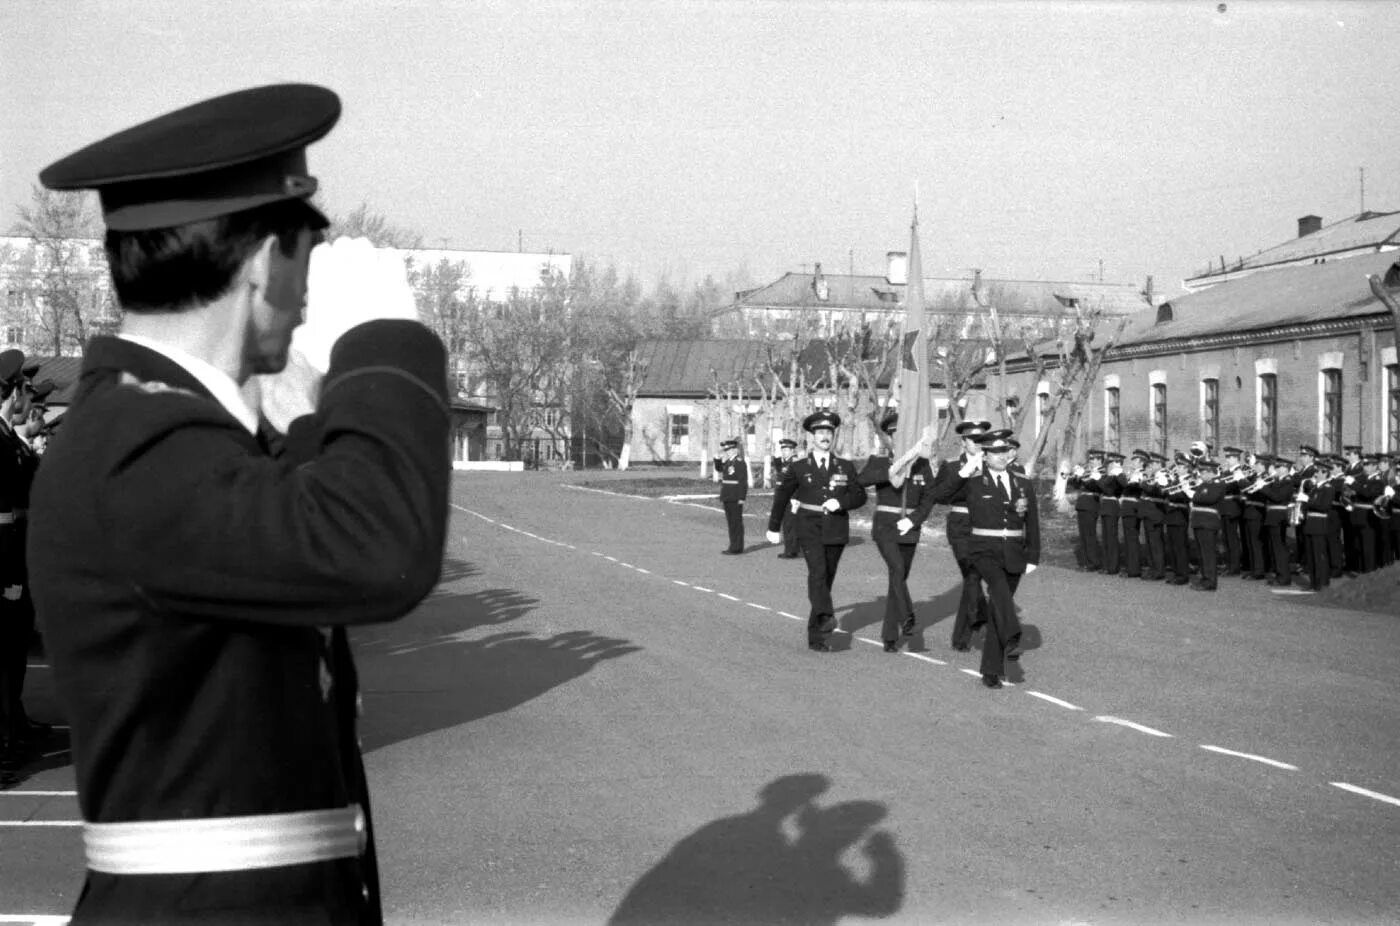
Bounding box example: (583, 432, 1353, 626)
(1066, 449, 1104, 571)
(1238, 453, 1270, 580)
(1350, 452, 1385, 573)
(856, 413, 937, 652)
(1218, 447, 1246, 576)
(30, 84, 452, 924)
(1291, 445, 1319, 575)
(1162, 453, 1194, 585)
(1137, 452, 1168, 581)
(1097, 452, 1125, 575)
(934, 419, 991, 651)
(714, 437, 748, 555)
(771, 437, 803, 559)
(1323, 454, 1348, 579)
(1258, 456, 1296, 586)
(765, 411, 867, 652)
(1296, 457, 1337, 592)
(1118, 449, 1147, 579)
(932, 432, 1039, 689)
(1188, 458, 1227, 591)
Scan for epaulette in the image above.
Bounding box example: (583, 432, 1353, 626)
(118, 372, 201, 400)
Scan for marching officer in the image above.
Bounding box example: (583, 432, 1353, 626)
(30, 84, 451, 923)
(932, 432, 1040, 689)
(856, 412, 937, 653)
(933, 419, 991, 651)
(770, 437, 803, 559)
(765, 411, 867, 652)
(714, 437, 748, 555)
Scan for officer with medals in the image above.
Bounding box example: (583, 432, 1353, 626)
(29, 84, 451, 923)
(932, 431, 1040, 688)
(765, 411, 867, 652)
(770, 437, 803, 559)
(714, 437, 748, 555)
(932, 419, 992, 651)
(856, 412, 937, 653)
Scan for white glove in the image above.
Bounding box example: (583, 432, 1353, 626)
(1296, 493, 1309, 504)
(765, 530, 782, 544)
(1072, 465, 1085, 478)
(1382, 486, 1395, 500)
(896, 517, 914, 534)
(250, 347, 323, 434)
(789, 499, 801, 514)
(293, 237, 418, 374)
(2, 585, 22, 601)
(1024, 563, 1038, 575)
(822, 497, 842, 513)
(958, 458, 981, 479)
(1344, 475, 1355, 486)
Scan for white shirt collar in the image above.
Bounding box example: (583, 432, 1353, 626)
(117, 333, 259, 435)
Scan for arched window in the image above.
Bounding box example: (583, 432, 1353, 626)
(1155, 302, 1174, 324)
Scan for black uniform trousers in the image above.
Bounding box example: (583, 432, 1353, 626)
(1326, 512, 1345, 577)
(1099, 510, 1120, 574)
(723, 499, 745, 553)
(1221, 514, 1243, 573)
(1075, 508, 1101, 570)
(1305, 518, 1332, 591)
(1141, 518, 1166, 579)
(1193, 527, 1219, 587)
(780, 506, 801, 556)
(1241, 508, 1266, 577)
(0, 521, 36, 745)
(1166, 517, 1190, 581)
(874, 537, 917, 643)
(797, 520, 844, 645)
(970, 554, 1022, 678)
(946, 513, 987, 648)
(1120, 509, 1141, 577)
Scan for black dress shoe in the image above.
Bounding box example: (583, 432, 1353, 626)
(950, 641, 970, 652)
(721, 549, 741, 555)
(777, 553, 799, 559)
(808, 642, 832, 653)
(900, 617, 916, 637)
(882, 641, 899, 653)
(1167, 577, 1189, 586)
(981, 674, 1003, 689)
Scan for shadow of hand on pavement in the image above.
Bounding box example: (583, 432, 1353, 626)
(609, 772, 904, 926)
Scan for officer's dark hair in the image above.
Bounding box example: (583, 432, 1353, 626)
(105, 200, 315, 312)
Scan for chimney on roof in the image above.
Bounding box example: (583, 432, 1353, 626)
(886, 251, 908, 286)
(1298, 215, 1322, 238)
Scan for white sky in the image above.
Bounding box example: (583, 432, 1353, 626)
(3, 0, 1397, 294)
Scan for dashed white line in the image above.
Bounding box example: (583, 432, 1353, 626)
(1026, 691, 1082, 711)
(1330, 782, 1400, 807)
(692, 586, 714, 593)
(1199, 745, 1297, 771)
(0, 821, 81, 827)
(959, 668, 982, 678)
(603, 556, 618, 562)
(717, 593, 740, 602)
(633, 567, 650, 574)
(905, 653, 946, 665)
(672, 580, 691, 587)
(745, 603, 771, 611)
(1094, 716, 1174, 737)
(0, 791, 75, 797)
(778, 612, 803, 621)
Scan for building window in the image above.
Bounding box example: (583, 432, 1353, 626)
(1321, 368, 1343, 453)
(3, 326, 21, 346)
(743, 412, 757, 436)
(1151, 383, 1167, 457)
(1387, 363, 1399, 453)
(1201, 378, 1219, 451)
(669, 414, 689, 445)
(1259, 373, 1278, 455)
(1105, 387, 1121, 453)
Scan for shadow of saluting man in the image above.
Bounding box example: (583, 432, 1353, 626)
(609, 773, 904, 925)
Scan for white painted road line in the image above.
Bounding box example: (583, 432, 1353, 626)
(959, 668, 982, 678)
(672, 580, 690, 587)
(905, 653, 946, 665)
(561, 484, 651, 500)
(1094, 716, 1174, 737)
(0, 791, 76, 797)
(1026, 691, 1082, 711)
(778, 612, 803, 621)
(745, 603, 771, 611)
(1330, 782, 1400, 807)
(691, 586, 714, 593)
(0, 916, 73, 924)
(0, 821, 82, 827)
(1199, 745, 1298, 770)
(717, 593, 740, 602)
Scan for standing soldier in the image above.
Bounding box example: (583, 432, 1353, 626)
(1162, 453, 1194, 585)
(1218, 447, 1246, 576)
(1324, 454, 1348, 579)
(933, 433, 1039, 689)
(714, 438, 748, 555)
(1340, 445, 1366, 574)
(1097, 452, 1125, 575)
(1296, 457, 1337, 592)
(771, 437, 803, 559)
(1137, 453, 1168, 581)
(1259, 456, 1297, 587)
(1066, 449, 1104, 572)
(934, 420, 991, 652)
(765, 411, 867, 652)
(1188, 458, 1227, 591)
(1350, 452, 1385, 573)
(1290, 445, 1319, 577)
(856, 413, 937, 653)
(1238, 453, 1270, 580)
(1385, 455, 1400, 567)
(29, 84, 451, 923)
(1118, 450, 1147, 579)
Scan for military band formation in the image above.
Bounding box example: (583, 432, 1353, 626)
(1063, 441, 1399, 594)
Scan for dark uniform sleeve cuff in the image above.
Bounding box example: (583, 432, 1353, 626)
(326, 320, 448, 402)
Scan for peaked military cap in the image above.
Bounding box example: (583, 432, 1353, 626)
(29, 379, 56, 402)
(719, 438, 740, 451)
(1222, 446, 1243, 456)
(1342, 444, 1362, 454)
(1298, 444, 1319, 457)
(1272, 456, 1293, 468)
(979, 428, 1013, 443)
(879, 411, 899, 434)
(977, 435, 1014, 453)
(953, 419, 991, 436)
(39, 84, 341, 231)
(0, 350, 25, 384)
(1086, 448, 1105, 458)
(1197, 458, 1221, 471)
(21, 360, 41, 378)
(1006, 437, 1021, 450)
(1104, 451, 1125, 463)
(1131, 449, 1151, 461)
(778, 438, 797, 448)
(1149, 452, 1170, 463)
(802, 411, 840, 432)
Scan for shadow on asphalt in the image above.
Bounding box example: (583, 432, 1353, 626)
(608, 772, 904, 926)
(355, 557, 642, 753)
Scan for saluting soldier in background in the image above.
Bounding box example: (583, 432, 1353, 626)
(765, 411, 867, 652)
(714, 437, 748, 555)
(933, 419, 991, 652)
(30, 84, 451, 924)
(856, 413, 937, 653)
(770, 437, 803, 559)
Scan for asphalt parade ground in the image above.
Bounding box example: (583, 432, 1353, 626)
(3, 469, 1399, 925)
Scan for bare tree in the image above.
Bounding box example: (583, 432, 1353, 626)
(329, 202, 423, 249)
(8, 186, 106, 356)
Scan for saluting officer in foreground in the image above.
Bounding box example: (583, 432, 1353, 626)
(30, 84, 451, 924)
(765, 411, 867, 652)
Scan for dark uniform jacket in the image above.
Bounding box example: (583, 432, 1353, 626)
(0, 421, 38, 586)
(1188, 478, 1227, 530)
(940, 467, 1040, 573)
(1066, 470, 1101, 513)
(856, 455, 936, 545)
(714, 456, 749, 501)
(768, 453, 867, 545)
(1302, 481, 1337, 535)
(28, 321, 450, 923)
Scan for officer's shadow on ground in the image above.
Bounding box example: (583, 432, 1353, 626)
(608, 772, 904, 926)
(355, 556, 641, 753)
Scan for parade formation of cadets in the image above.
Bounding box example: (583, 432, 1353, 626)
(0, 350, 58, 777)
(1064, 440, 1400, 593)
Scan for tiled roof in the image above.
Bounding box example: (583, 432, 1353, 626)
(28, 355, 84, 405)
(1187, 211, 1400, 282)
(734, 271, 1154, 317)
(1117, 249, 1400, 350)
(635, 339, 778, 397)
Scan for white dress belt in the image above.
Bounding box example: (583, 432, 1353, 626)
(83, 805, 366, 875)
(971, 528, 1023, 538)
(874, 505, 907, 514)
